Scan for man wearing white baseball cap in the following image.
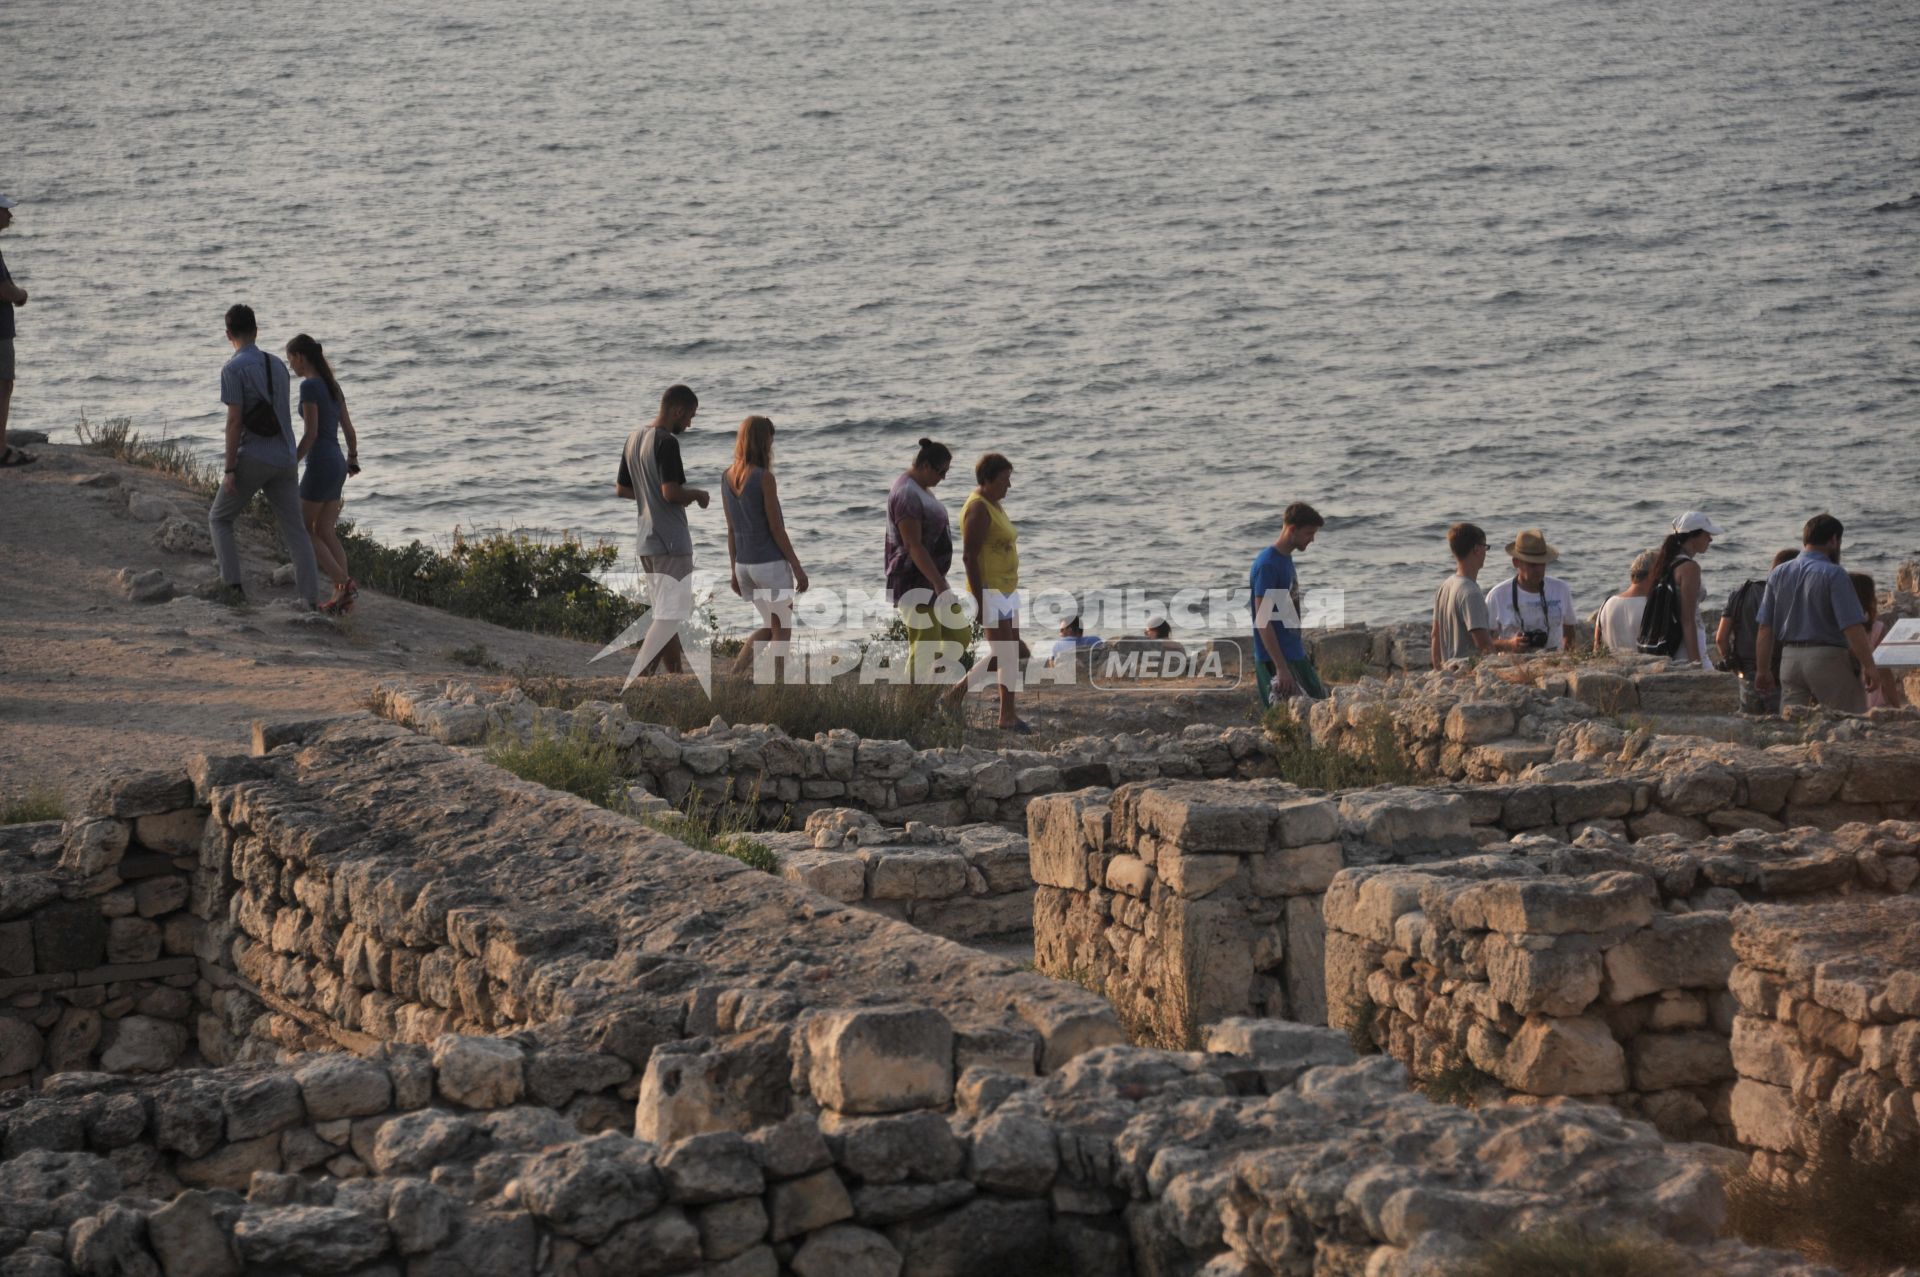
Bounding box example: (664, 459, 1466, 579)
(0, 192, 31, 468)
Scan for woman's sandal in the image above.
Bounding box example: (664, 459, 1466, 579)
(319, 580, 358, 616)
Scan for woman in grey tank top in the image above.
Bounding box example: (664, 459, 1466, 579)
(721, 416, 808, 677)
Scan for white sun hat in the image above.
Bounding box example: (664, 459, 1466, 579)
(1672, 511, 1725, 536)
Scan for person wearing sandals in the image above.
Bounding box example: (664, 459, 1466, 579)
(286, 334, 361, 614)
(721, 415, 808, 678)
(0, 193, 33, 469)
(944, 452, 1029, 731)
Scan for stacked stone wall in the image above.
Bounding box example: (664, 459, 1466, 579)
(1727, 894, 1920, 1183)
(0, 774, 209, 1086)
(762, 811, 1034, 941)
(370, 678, 1279, 829)
(1322, 820, 1920, 1146)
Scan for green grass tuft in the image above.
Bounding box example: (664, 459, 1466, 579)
(1, 784, 67, 825)
(446, 642, 502, 671)
(484, 723, 626, 809)
(644, 791, 783, 873)
(1262, 702, 1416, 790)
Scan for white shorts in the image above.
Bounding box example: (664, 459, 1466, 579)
(982, 589, 1021, 627)
(737, 560, 795, 627)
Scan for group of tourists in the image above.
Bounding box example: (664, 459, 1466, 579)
(1430, 512, 1905, 716)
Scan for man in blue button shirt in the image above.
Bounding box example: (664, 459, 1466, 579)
(1251, 502, 1328, 707)
(1754, 513, 1885, 713)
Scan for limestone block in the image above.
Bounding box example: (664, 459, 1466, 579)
(432, 1033, 525, 1109)
(1271, 797, 1340, 848)
(134, 875, 192, 918)
(820, 1110, 962, 1186)
(134, 809, 207, 855)
(0, 921, 31, 979)
(907, 892, 1035, 940)
(792, 1224, 903, 1277)
(1604, 913, 1735, 1003)
(99, 1015, 188, 1073)
(1451, 871, 1656, 936)
(1445, 702, 1515, 746)
(747, 1113, 833, 1179)
(1164, 895, 1257, 1028)
(106, 916, 163, 964)
(59, 818, 130, 877)
(1551, 781, 1635, 826)
(148, 1190, 240, 1277)
(519, 1133, 663, 1244)
(1104, 854, 1155, 898)
(805, 1006, 954, 1114)
(87, 769, 196, 818)
(767, 1168, 856, 1241)
(1729, 1079, 1799, 1152)
(855, 739, 916, 780)
(0, 1019, 44, 1076)
(1137, 786, 1273, 852)
(1284, 896, 1327, 1026)
(968, 1109, 1058, 1195)
(1250, 842, 1343, 897)
(1630, 1031, 1734, 1090)
(1567, 670, 1636, 714)
(866, 851, 969, 901)
(1205, 1018, 1354, 1086)
(660, 1131, 764, 1203)
(697, 1197, 770, 1262)
(1339, 790, 1471, 854)
(370, 1110, 482, 1174)
(1656, 763, 1738, 817)
(1498, 1016, 1628, 1095)
(178, 1132, 282, 1191)
(224, 1074, 305, 1141)
(389, 1180, 455, 1254)
(1838, 740, 1920, 804)
(233, 1205, 391, 1273)
(1485, 933, 1602, 1017)
(1007, 992, 1126, 1073)
(294, 1055, 394, 1120)
(1629, 810, 1710, 840)
(1633, 669, 1736, 715)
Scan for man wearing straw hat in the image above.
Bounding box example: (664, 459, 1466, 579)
(1485, 529, 1577, 653)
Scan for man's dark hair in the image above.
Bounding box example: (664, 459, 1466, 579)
(1282, 502, 1325, 529)
(1772, 548, 1799, 570)
(1803, 513, 1844, 547)
(1447, 522, 1486, 560)
(659, 384, 698, 415)
(224, 304, 258, 338)
(1061, 614, 1083, 636)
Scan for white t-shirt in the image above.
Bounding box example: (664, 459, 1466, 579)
(1485, 576, 1576, 651)
(1595, 594, 1647, 655)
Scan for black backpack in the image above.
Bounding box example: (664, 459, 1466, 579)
(241, 350, 283, 439)
(1636, 556, 1687, 656)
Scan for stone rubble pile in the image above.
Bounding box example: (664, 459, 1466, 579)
(0, 1020, 1834, 1277)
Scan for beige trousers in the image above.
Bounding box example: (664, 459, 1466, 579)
(1779, 644, 1865, 714)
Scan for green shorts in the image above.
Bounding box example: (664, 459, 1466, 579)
(1255, 657, 1327, 707)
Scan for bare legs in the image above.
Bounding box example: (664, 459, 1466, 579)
(945, 617, 1022, 728)
(301, 499, 351, 588)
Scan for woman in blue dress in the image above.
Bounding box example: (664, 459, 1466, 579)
(285, 334, 361, 613)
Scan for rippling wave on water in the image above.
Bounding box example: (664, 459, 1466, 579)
(5, 0, 1917, 632)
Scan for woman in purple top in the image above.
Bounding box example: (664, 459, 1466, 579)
(885, 438, 964, 683)
(285, 334, 361, 613)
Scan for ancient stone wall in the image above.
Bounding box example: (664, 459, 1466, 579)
(0, 773, 209, 1085)
(370, 678, 1279, 829)
(1322, 820, 1920, 1146)
(1727, 894, 1920, 1183)
(1028, 779, 1496, 1041)
(761, 810, 1034, 942)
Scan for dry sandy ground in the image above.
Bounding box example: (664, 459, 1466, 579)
(0, 444, 609, 807)
(0, 444, 1258, 809)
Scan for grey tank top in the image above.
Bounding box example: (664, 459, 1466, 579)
(722, 468, 782, 565)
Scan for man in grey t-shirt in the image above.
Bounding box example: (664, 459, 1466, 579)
(1430, 522, 1494, 666)
(614, 384, 708, 675)
(205, 304, 322, 609)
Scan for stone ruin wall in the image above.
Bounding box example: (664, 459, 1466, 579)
(0, 713, 1841, 1276)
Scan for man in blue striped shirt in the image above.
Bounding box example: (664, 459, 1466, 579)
(1755, 513, 1885, 713)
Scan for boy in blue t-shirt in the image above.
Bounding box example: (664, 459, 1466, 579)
(1251, 502, 1329, 707)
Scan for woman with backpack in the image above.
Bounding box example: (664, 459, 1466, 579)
(1636, 512, 1722, 664)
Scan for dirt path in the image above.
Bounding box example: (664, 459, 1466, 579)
(0, 444, 1263, 808)
(0, 444, 608, 806)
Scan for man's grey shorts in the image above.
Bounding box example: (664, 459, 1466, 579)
(0, 339, 14, 382)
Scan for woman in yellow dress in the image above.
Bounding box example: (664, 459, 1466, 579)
(945, 452, 1028, 731)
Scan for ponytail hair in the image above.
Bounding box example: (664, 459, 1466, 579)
(726, 416, 775, 492)
(1645, 530, 1690, 588)
(284, 333, 344, 407)
(914, 437, 952, 471)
